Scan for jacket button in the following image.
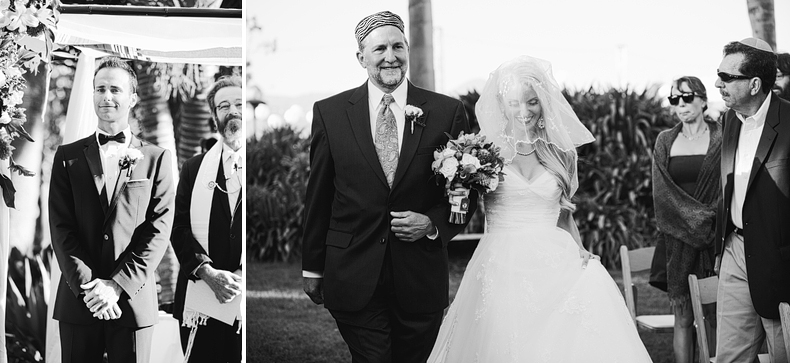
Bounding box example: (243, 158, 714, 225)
(104, 234, 109, 241)
(379, 238, 386, 244)
(230, 233, 235, 239)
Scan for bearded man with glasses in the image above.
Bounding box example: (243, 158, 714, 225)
(171, 76, 243, 363)
(714, 37, 790, 363)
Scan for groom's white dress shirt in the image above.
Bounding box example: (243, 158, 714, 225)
(96, 127, 132, 203)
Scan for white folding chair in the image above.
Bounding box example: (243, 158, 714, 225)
(619, 245, 674, 333)
(688, 274, 769, 363)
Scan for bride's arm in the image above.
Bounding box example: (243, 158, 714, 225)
(559, 209, 599, 267)
(557, 209, 582, 247)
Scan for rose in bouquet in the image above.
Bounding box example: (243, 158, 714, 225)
(431, 131, 505, 223)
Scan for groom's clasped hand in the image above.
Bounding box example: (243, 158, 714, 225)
(81, 278, 123, 320)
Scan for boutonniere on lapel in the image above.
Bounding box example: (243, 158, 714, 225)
(404, 105, 425, 134)
(118, 148, 144, 177)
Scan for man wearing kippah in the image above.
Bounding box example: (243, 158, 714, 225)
(302, 10, 477, 362)
(715, 37, 790, 363)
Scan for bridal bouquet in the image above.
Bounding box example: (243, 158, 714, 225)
(432, 131, 505, 223)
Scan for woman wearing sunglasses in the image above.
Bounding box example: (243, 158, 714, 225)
(651, 76, 721, 363)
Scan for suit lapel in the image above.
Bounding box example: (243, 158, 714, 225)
(83, 135, 108, 214)
(391, 82, 427, 190)
(105, 137, 142, 223)
(722, 111, 740, 187)
(746, 94, 779, 194)
(347, 82, 389, 187)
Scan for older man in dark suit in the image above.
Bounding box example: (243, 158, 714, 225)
(302, 10, 477, 363)
(49, 57, 175, 363)
(171, 75, 243, 363)
(716, 38, 790, 363)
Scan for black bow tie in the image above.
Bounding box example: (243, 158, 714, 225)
(98, 132, 126, 145)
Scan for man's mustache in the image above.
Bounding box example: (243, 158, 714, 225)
(222, 112, 242, 123)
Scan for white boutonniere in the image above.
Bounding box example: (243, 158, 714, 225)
(118, 148, 144, 177)
(404, 105, 425, 134)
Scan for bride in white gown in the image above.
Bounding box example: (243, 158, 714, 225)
(427, 56, 653, 363)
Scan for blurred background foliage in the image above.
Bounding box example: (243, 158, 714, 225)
(247, 84, 676, 268)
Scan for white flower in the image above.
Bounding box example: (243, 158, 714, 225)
(439, 157, 458, 180)
(0, 111, 10, 125)
(0, 70, 7, 88)
(8, 90, 23, 106)
(404, 105, 423, 118)
(460, 153, 481, 169)
(442, 148, 456, 158)
(488, 176, 499, 192)
(123, 148, 144, 164)
(5, 1, 39, 33)
(6, 65, 21, 79)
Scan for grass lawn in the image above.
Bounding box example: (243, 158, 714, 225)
(249, 242, 674, 363)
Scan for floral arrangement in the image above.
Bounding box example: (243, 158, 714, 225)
(119, 148, 144, 177)
(432, 131, 505, 223)
(0, 0, 58, 208)
(404, 104, 424, 134)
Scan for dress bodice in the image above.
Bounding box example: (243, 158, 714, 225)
(484, 165, 562, 231)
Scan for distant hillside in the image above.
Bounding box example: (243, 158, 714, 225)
(261, 92, 333, 116)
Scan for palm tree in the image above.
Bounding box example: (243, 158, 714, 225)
(408, 0, 435, 90)
(747, 0, 776, 51)
(175, 64, 216, 167)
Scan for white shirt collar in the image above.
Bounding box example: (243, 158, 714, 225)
(222, 142, 243, 160)
(736, 93, 772, 127)
(367, 79, 408, 111)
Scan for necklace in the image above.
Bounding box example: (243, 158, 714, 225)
(516, 149, 536, 156)
(681, 125, 708, 141)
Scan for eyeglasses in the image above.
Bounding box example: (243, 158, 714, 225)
(216, 101, 244, 113)
(717, 71, 753, 83)
(668, 92, 701, 105)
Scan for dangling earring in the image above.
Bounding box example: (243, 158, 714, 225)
(538, 117, 545, 129)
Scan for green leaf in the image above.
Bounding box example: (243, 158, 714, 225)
(0, 172, 14, 208)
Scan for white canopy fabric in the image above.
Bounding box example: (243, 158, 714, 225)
(56, 11, 242, 65)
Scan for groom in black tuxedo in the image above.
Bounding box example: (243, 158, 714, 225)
(302, 10, 477, 363)
(49, 57, 174, 362)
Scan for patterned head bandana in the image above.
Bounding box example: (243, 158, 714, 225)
(355, 11, 404, 47)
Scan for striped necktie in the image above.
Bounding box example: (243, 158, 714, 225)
(374, 93, 399, 187)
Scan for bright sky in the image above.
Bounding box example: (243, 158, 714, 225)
(249, 0, 790, 115)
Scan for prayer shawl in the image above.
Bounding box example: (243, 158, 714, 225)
(184, 141, 243, 328)
(652, 119, 721, 307)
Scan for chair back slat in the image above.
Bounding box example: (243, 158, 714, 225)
(689, 274, 717, 363)
(627, 246, 655, 272)
(620, 245, 636, 321)
(780, 302, 790, 356)
(697, 276, 719, 305)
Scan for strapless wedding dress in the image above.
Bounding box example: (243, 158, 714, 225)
(427, 166, 653, 363)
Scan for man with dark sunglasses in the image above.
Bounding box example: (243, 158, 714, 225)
(714, 37, 790, 363)
(774, 53, 790, 101)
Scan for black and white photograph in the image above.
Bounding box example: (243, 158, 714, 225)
(0, 1, 243, 362)
(250, 1, 790, 362)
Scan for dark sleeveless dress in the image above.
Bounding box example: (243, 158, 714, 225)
(668, 155, 706, 195)
(650, 154, 706, 292)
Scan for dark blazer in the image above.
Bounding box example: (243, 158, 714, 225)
(171, 152, 242, 321)
(49, 134, 175, 327)
(717, 93, 790, 319)
(302, 81, 477, 314)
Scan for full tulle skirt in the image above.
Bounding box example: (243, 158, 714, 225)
(427, 226, 653, 363)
